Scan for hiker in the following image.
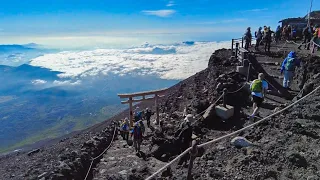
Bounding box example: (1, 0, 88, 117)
(255, 27, 263, 50)
(145, 108, 152, 127)
(249, 73, 268, 120)
(120, 118, 130, 140)
(244, 27, 252, 50)
(131, 122, 143, 153)
(177, 115, 193, 166)
(139, 120, 146, 135)
(134, 110, 142, 122)
(287, 25, 292, 40)
(299, 23, 314, 50)
(174, 114, 193, 139)
(282, 25, 288, 40)
(275, 25, 281, 43)
(291, 26, 297, 42)
(311, 25, 320, 53)
(280, 51, 301, 90)
(264, 27, 273, 53)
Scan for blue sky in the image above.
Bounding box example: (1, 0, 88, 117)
(0, 0, 318, 47)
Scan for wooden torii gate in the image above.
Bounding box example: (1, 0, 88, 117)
(118, 88, 168, 127)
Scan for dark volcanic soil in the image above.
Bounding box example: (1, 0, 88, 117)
(1, 42, 320, 180)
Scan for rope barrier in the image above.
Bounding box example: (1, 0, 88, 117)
(84, 125, 117, 180)
(227, 63, 251, 94)
(198, 84, 320, 148)
(312, 39, 320, 48)
(146, 83, 320, 180)
(285, 40, 311, 47)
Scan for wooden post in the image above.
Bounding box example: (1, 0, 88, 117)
(129, 97, 133, 127)
(187, 140, 198, 180)
(155, 94, 160, 126)
(247, 63, 251, 82)
(241, 37, 244, 48)
(235, 43, 239, 60)
(223, 88, 227, 108)
(231, 39, 234, 53)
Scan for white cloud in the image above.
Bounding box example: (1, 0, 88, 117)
(166, 1, 175, 7)
(241, 8, 268, 13)
(197, 18, 247, 25)
(53, 80, 82, 86)
(30, 41, 231, 80)
(31, 79, 47, 85)
(141, 10, 176, 17)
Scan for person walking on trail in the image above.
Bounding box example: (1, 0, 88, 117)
(134, 110, 142, 122)
(120, 118, 130, 140)
(280, 51, 301, 90)
(244, 27, 252, 50)
(177, 116, 193, 166)
(249, 73, 268, 120)
(292, 26, 298, 42)
(275, 25, 281, 43)
(287, 25, 292, 40)
(282, 25, 288, 40)
(255, 27, 263, 50)
(139, 120, 146, 135)
(131, 122, 143, 153)
(264, 27, 273, 53)
(299, 23, 314, 50)
(145, 108, 152, 127)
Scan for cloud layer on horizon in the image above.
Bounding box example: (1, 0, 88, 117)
(30, 41, 231, 80)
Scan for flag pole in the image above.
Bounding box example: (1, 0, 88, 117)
(308, 0, 313, 26)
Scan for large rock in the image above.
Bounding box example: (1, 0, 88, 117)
(287, 152, 308, 168)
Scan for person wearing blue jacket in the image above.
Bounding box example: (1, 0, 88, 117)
(280, 51, 301, 90)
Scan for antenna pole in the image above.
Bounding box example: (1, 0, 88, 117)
(308, 0, 313, 26)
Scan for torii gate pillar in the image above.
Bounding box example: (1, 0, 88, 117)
(118, 88, 167, 127)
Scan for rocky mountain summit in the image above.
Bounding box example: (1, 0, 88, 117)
(1, 43, 320, 180)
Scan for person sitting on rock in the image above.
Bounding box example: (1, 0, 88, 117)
(280, 51, 301, 90)
(249, 73, 268, 120)
(131, 122, 143, 154)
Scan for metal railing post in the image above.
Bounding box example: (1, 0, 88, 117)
(231, 39, 234, 54)
(241, 37, 244, 48)
(235, 43, 239, 60)
(187, 140, 198, 180)
(223, 88, 227, 108)
(247, 63, 251, 82)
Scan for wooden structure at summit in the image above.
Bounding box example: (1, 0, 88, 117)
(118, 88, 167, 127)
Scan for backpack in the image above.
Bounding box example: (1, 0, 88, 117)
(285, 58, 296, 71)
(250, 80, 263, 93)
(122, 123, 128, 131)
(133, 125, 142, 139)
(303, 27, 309, 36)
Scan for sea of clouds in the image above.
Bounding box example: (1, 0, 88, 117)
(29, 41, 231, 81)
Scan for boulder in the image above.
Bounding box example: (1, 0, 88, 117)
(231, 137, 255, 148)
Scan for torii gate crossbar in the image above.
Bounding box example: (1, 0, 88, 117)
(118, 88, 167, 127)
